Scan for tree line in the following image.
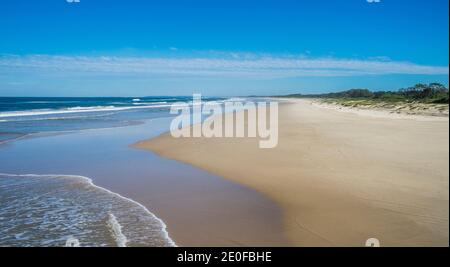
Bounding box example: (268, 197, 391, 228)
(281, 83, 449, 104)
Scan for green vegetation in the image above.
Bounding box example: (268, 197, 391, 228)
(281, 83, 449, 104)
(277, 83, 449, 116)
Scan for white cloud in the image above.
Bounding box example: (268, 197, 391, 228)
(0, 54, 447, 79)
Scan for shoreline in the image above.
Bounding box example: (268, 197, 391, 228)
(0, 116, 289, 247)
(0, 172, 177, 247)
(137, 99, 449, 246)
(131, 142, 290, 247)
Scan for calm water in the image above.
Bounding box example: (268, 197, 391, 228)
(0, 96, 226, 247)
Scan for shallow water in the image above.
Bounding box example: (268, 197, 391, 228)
(0, 174, 174, 247)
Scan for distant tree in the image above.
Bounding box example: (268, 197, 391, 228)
(344, 89, 374, 98)
(281, 82, 448, 103)
(399, 83, 449, 101)
(429, 83, 448, 93)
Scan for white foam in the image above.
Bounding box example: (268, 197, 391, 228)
(0, 99, 231, 119)
(225, 97, 246, 102)
(0, 104, 178, 118)
(133, 101, 167, 105)
(65, 236, 80, 247)
(107, 213, 128, 247)
(67, 105, 115, 111)
(8, 112, 116, 122)
(0, 172, 177, 247)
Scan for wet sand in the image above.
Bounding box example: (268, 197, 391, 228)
(136, 99, 449, 246)
(0, 118, 288, 246)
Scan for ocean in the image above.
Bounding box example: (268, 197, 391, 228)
(0, 96, 224, 144)
(0, 96, 225, 247)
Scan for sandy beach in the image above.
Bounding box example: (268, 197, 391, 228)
(136, 99, 449, 246)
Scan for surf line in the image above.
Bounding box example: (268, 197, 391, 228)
(0, 172, 177, 247)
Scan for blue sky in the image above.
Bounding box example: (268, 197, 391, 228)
(0, 0, 448, 96)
